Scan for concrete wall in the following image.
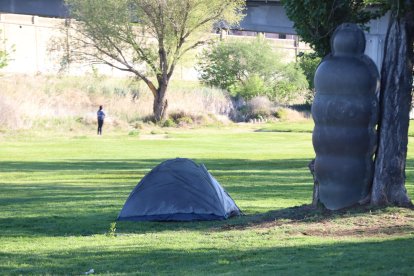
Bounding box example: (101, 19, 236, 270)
(0, 10, 389, 77)
(0, 13, 147, 76)
(0, 13, 310, 78)
(0, 0, 67, 17)
(0, 13, 63, 74)
(240, 3, 295, 34)
(364, 12, 390, 72)
(240, 3, 389, 72)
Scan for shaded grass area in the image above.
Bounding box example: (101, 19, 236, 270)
(1, 237, 413, 275)
(0, 126, 413, 274)
(0, 158, 312, 237)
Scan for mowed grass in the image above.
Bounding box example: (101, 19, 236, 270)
(0, 122, 413, 275)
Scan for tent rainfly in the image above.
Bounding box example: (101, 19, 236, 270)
(117, 158, 241, 221)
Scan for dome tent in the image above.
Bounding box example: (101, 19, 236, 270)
(117, 158, 241, 221)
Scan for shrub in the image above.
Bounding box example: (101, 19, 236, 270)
(230, 75, 273, 100)
(169, 110, 189, 122)
(274, 108, 289, 121)
(195, 113, 225, 126)
(244, 96, 273, 120)
(297, 52, 321, 103)
(128, 129, 140, 136)
(177, 116, 193, 126)
(273, 63, 309, 103)
(274, 107, 308, 121)
(162, 118, 177, 127)
(168, 111, 194, 127)
(163, 110, 226, 127)
(197, 36, 308, 104)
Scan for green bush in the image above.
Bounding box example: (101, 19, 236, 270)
(177, 116, 193, 126)
(163, 111, 195, 127)
(162, 118, 177, 127)
(197, 36, 308, 104)
(169, 111, 188, 122)
(297, 52, 321, 103)
(128, 129, 140, 136)
(230, 75, 273, 100)
(274, 108, 289, 121)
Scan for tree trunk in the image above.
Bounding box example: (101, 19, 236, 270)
(371, 12, 414, 207)
(153, 82, 168, 122)
(308, 159, 320, 207)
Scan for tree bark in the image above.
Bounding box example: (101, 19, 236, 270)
(371, 12, 414, 207)
(308, 159, 320, 207)
(153, 82, 168, 122)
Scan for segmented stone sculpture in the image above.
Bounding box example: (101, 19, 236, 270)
(312, 23, 379, 210)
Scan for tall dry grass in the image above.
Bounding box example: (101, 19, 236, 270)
(0, 74, 232, 130)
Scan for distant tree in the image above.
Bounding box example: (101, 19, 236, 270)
(197, 36, 308, 103)
(283, 0, 414, 207)
(64, 0, 245, 121)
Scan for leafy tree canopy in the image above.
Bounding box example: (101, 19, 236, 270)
(64, 0, 245, 121)
(197, 36, 308, 103)
(282, 0, 385, 57)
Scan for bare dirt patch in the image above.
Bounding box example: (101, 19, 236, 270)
(220, 205, 414, 238)
(295, 212, 414, 237)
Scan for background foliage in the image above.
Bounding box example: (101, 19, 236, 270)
(64, 0, 245, 121)
(0, 30, 10, 69)
(297, 52, 321, 103)
(282, 0, 383, 57)
(197, 36, 308, 103)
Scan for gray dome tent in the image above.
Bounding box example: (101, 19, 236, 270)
(117, 158, 241, 221)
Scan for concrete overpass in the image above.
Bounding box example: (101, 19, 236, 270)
(240, 0, 389, 71)
(240, 0, 296, 34)
(0, 0, 388, 71)
(0, 0, 68, 18)
(0, 0, 295, 34)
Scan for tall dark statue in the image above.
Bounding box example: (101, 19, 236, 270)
(312, 23, 379, 210)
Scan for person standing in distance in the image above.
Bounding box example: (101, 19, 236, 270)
(97, 105, 106, 135)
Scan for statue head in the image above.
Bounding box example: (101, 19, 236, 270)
(331, 23, 366, 56)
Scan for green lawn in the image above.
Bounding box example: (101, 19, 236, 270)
(0, 123, 413, 275)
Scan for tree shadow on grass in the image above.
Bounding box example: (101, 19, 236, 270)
(219, 204, 414, 230)
(1, 238, 413, 275)
(1, 158, 413, 237)
(0, 158, 310, 172)
(0, 158, 312, 236)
